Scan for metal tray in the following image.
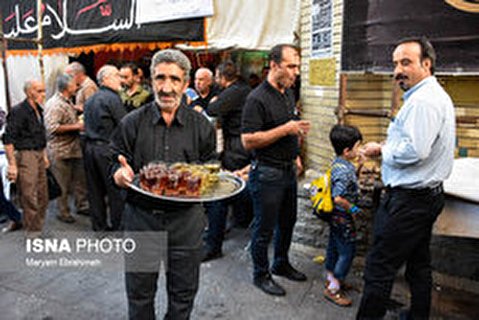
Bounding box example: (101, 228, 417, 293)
(129, 172, 246, 203)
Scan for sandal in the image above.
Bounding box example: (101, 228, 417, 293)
(324, 288, 352, 307)
(324, 280, 358, 292)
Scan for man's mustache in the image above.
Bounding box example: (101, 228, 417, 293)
(395, 74, 408, 81)
(157, 91, 178, 98)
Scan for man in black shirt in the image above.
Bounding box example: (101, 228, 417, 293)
(189, 67, 219, 112)
(112, 49, 216, 320)
(202, 61, 252, 261)
(242, 44, 311, 296)
(207, 61, 250, 171)
(3, 79, 49, 232)
(83, 65, 127, 231)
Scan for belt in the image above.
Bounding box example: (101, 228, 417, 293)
(385, 183, 443, 196)
(256, 159, 295, 170)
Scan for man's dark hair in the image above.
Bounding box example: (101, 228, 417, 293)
(217, 61, 237, 82)
(329, 124, 363, 156)
(396, 36, 436, 75)
(121, 62, 140, 75)
(268, 44, 298, 64)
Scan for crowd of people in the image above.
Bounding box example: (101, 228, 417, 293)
(0, 37, 455, 320)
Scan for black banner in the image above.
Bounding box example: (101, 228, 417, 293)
(2, 0, 204, 51)
(342, 0, 479, 73)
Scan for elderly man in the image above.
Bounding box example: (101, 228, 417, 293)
(119, 62, 153, 112)
(241, 44, 311, 296)
(83, 65, 127, 231)
(112, 49, 216, 320)
(189, 67, 219, 112)
(45, 73, 88, 224)
(357, 37, 456, 320)
(65, 61, 98, 113)
(3, 79, 49, 232)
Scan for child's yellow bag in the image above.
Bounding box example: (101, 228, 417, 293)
(309, 168, 334, 220)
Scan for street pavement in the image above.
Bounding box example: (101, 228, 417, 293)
(0, 202, 477, 320)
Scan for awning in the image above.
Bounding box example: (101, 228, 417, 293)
(2, 0, 207, 56)
(342, 0, 479, 74)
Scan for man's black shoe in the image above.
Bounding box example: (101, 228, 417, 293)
(2, 221, 22, 233)
(76, 209, 90, 216)
(253, 274, 286, 296)
(202, 250, 223, 263)
(271, 263, 307, 282)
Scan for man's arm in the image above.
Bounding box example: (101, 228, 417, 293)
(206, 91, 233, 118)
(45, 105, 84, 135)
(113, 155, 134, 188)
(241, 119, 310, 151)
(52, 123, 84, 134)
(4, 144, 17, 182)
(361, 142, 383, 157)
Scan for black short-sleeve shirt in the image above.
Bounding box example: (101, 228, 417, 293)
(241, 81, 298, 166)
(2, 99, 47, 150)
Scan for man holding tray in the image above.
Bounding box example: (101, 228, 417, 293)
(111, 49, 216, 320)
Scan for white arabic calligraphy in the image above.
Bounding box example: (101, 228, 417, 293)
(4, 0, 138, 40)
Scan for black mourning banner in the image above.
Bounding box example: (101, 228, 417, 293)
(2, 0, 204, 51)
(342, 0, 479, 73)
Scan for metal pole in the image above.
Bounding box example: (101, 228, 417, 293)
(37, 0, 45, 83)
(336, 73, 348, 125)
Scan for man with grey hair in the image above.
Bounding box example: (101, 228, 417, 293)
(3, 79, 49, 232)
(44, 73, 88, 224)
(112, 49, 216, 320)
(65, 61, 98, 112)
(83, 65, 127, 231)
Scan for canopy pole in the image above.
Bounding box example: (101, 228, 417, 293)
(0, 11, 12, 112)
(37, 0, 45, 83)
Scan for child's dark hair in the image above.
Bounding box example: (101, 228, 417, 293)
(329, 124, 363, 156)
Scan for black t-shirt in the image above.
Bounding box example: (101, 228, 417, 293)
(207, 80, 250, 138)
(188, 84, 220, 111)
(207, 80, 251, 170)
(3, 99, 47, 150)
(241, 81, 299, 166)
